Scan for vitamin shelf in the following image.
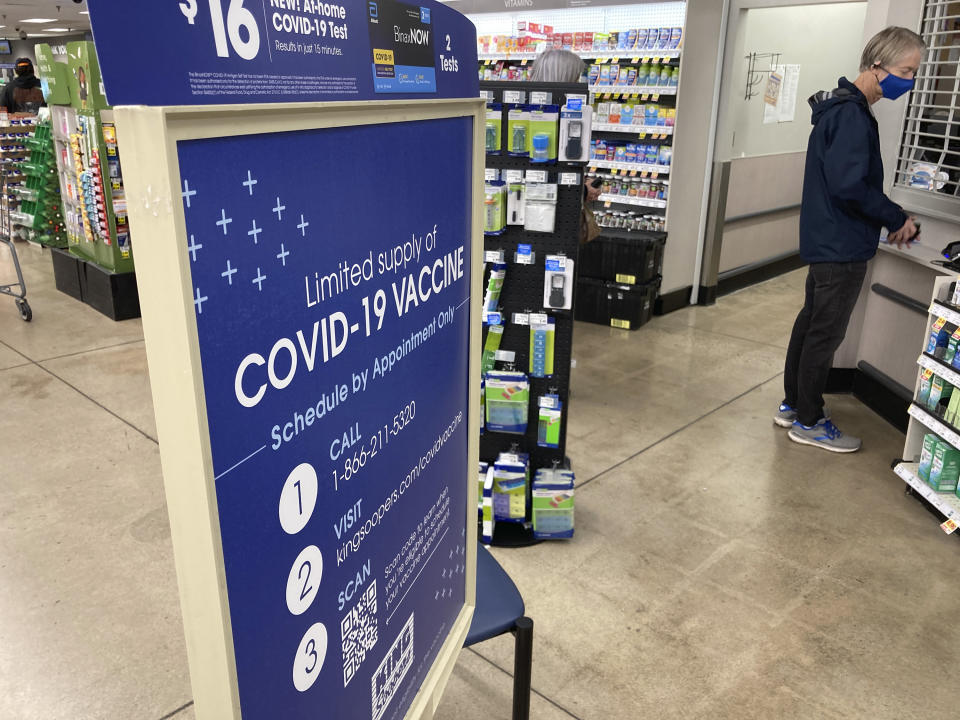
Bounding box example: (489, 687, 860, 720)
(598, 193, 666, 209)
(589, 160, 671, 174)
(592, 123, 673, 135)
(894, 462, 960, 520)
(908, 403, 960, 451)
(589, 85, 677, 96)
(930, 300, 960, 328)
(479, 50, 681, 62)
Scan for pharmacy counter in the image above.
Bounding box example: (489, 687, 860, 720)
(832, 216, 959, 431)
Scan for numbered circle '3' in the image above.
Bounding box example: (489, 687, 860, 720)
(279, 463, 318, 535)
(293, 622, 328, 693)
(287, 545, 323, 616)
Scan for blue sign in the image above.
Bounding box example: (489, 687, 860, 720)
(177, 117, 473, 718)
(85, 0, 477, 106)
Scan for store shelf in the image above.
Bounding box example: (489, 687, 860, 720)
(589, 160, 671, 174)
(894, 462, 960, 520)
(930, 300, 960, 327)
(478, 49, 680, 62)
(590, 85, 677, 96)
(591, 123, 673, 135)
(909, 403, 960, 450)
(598, 193, 666, 209)
(917, 353, 960, 388)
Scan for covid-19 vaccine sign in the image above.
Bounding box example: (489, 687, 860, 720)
(178, 118, 473, 718)
(86, 3, 479, 717)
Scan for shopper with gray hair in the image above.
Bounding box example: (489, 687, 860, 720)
(777, 26, 925, 453)
(529, 49, 585, 84)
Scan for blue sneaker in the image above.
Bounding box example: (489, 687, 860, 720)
(774, 403, 830, 429)
(788, 418, 861, 453)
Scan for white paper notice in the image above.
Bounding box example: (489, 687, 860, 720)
(763, 64, 801, 124)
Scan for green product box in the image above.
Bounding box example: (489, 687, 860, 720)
(929, 442, 960, 492)
(946, 331, 960, 364)
(919, 434, 938, 482)
(485, 104, 502, 154)
(918, 369, 934, 407)
(66, 41, 110, 111)
(946, 390, 960, 426)
(928, 375, 953, 413)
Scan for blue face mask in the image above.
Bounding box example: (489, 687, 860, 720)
(879, 70, 914, 100)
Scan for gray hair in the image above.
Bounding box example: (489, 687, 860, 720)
(529, 49, 585, 83)
(860, 26, 925, 71)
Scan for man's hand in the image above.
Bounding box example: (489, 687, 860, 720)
(888, 216, 919, 248)
(585, 179, 601, 203)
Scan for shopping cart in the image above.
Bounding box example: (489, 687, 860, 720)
(0, 162, 31, 322)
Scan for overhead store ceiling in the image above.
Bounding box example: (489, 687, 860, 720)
(0, 0, 91, 37)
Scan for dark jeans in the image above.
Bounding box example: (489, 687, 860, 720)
(784, 261, 867, 426)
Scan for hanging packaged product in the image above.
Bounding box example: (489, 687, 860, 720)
(485, 371, 530, 434)
(493, 452, 530, 522)
(527, 105, 559, 164)
(507, 180, 525, 225)
(507, 105, 530, 157)
(543, 254, 575, 310)
(524, 182, 558, 234)
(480, 462, 496, 543)
(532, 468, 574, 539)
(481, 324, 505, 374)
(558, 97, 592, 163)
(485, 103, 503, 154)
(529, 317, 556, 378)
(483, 261, 507, 315)
(484, 180, 507, 235)
(537, 394, 563, 448)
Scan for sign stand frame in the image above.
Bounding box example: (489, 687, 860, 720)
(115, 98, 484, 719)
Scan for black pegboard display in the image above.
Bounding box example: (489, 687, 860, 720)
(480, 81, 587, 545)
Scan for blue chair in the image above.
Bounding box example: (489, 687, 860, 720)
(464, 544, 534, 720)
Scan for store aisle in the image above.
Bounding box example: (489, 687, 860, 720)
(2, 244, 957, 720)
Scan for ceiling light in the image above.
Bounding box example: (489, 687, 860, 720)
(21, 18, 56, 24)
(79, 11, 89, 14)
(43, 28, 71, 32)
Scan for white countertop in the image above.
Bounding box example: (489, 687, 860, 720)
(878, 238, 956, 273)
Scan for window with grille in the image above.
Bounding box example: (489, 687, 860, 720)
(892, 0, 960, 220)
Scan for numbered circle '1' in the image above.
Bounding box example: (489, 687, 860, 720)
(286, 545, 323, 616)
(279, 463, 318, 535)
(293, 622, 328, 693)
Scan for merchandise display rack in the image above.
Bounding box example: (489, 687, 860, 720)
(481, 79, 584, 546)
(13, 117, 67, 249)
(896, 274, 960, 530)
(0, 116, 34, 240)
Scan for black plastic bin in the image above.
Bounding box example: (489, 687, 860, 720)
(578, 234, 665, 285)
(574, 277, 658, 330)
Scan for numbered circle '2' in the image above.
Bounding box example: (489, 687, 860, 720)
(279, 463, 318, 535)
(293, 622, 328, 693)
(287, 545, 323, 616)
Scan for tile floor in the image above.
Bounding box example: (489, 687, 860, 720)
(2, 241, 956, 720)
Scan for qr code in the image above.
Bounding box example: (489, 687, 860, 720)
(341, 580, 379, 687)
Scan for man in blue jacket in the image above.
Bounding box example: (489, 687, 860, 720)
(776, 26, 925, 452)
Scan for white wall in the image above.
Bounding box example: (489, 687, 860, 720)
(722, 2, 867, 159)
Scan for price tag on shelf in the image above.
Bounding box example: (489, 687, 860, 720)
(530, 313, 549, 325)
(589, 166, 597, 173)
(638, 133, 647, 139)
(504, 169, 523, 183)
(559, 173, 580, 186)
(632, 57, 640, 63)
(652, 94, 661, 101)
(603, 93, 611, 100)
(641, 171, 649, 178)
(494, 350, 516, 362)
(941, 515, 959, 534)
(484, 249, 505, 263)
(642, 57, 650, 63)
(512, 312, 530, 326)
(651, 172, 660, 179)
(641, 93, 650, 100)
(629, 170, 638, 177)
(521, 59, 528, 66)
(604, 200, 612, 208)
(484, 168, 499, 181)
(503, 90, 526, 104)
(484, 59, 492, 66)
(530, 91, 552, 104)
(526, 169, 548, 183)
(612, 57, 620, 64)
